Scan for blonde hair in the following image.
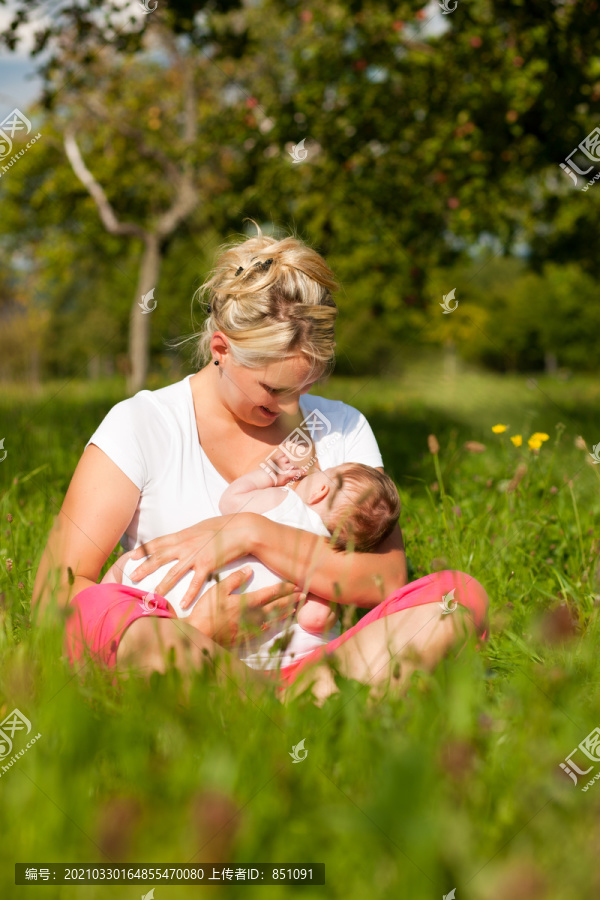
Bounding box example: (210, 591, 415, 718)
(182, 221, 339, 379)
(325, 464, 401, 553)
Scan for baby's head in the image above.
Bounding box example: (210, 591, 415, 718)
(293, 463, 400, 552)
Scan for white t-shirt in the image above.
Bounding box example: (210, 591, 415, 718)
(86, 373, 385, 668)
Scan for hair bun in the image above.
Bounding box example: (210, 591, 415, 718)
(235, 258, 273, 277)
(186, 224, 339, 374)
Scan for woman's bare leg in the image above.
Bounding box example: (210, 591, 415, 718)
(283, 603, 476, 704)
(116, 616, 268, 691)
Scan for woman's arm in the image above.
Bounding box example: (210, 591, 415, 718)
(32, 445, 141, 617)
(249, 517, 407, 609)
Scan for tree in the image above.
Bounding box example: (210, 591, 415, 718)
(61, 33, 201, 393)
(2, 0, 600, 382)
(0, 1, 252, 391)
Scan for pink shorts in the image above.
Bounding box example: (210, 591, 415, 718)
(64, 583, 175, 669)
(65, 570, 488, 684)
(276, 568, 489, 687)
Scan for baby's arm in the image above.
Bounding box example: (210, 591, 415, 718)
(219, 451, 303, 515)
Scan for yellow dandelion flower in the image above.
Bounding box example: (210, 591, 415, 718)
(530, 432, 549, 442)
(528, 437, 542, 450)
(492, 424, 508, 434)
(510, 435, 522, 447)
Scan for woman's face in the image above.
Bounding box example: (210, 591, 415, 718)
(212, 337, 322, 426)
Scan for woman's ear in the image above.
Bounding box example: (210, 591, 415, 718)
(210, 331, 230, 360)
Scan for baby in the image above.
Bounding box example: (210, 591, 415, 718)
(215, 449, 401, 634)
(106, 450, 400, 667)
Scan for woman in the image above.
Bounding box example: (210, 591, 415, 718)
(33, 225, 489, 702)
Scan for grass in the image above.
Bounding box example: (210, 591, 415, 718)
(1, 351, 600, 900)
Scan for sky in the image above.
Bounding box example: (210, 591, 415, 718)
(0, 0, 145, 112)
(0, 56, 42, 111)
(0, 2, 46, 111)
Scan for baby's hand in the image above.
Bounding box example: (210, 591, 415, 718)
(270, 449, 303, 486)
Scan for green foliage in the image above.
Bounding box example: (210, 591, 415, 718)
(1, 0, 600, 377)
(426, 256, 600, 372)
(1, 361, 600, 898)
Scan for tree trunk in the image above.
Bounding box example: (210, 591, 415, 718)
(128, 235, 161, 395)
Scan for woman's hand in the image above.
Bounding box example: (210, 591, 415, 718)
(127, 513, 278, 609)
(184, 565, 303, 647)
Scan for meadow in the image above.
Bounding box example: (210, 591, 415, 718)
(1, 351, 600, 900)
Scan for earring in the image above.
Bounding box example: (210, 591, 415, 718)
(214, 360, 219, 366)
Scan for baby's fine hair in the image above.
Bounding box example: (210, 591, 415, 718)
(181, 220, 340, 381)
(325, 464, 401, 553)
